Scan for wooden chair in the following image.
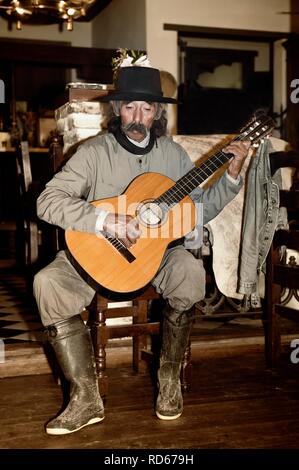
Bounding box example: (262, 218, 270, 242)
(85, 286, 192, 396)
(264, 150, 299, 367)
(0, 142, 43, 275)
(15, 141, 56, 294)
(16, 141, 40, 270)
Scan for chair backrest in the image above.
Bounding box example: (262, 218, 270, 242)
(16, 141, 60, 273)
(14, 141, 40, 269)
(18, 142, 33, 193)
(265, 150, 299, 367)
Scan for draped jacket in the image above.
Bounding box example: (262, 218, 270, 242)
(238, 138, 288, 298)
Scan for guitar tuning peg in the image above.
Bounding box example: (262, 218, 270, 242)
(252, 137, 268, 148)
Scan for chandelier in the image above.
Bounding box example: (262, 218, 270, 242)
(0, 1, 97, 31)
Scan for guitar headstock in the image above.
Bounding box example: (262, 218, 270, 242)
(239, 112, 275, 148)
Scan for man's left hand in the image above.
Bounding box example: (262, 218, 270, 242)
(224, 141, 251, 180)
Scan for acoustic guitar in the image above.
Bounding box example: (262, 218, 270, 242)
(65, 113, 274, 293)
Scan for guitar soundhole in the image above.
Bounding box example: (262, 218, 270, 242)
(136, 199, 167, 228)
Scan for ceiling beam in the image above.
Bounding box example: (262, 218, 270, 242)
(164, 24, 290, 43)
(291, 0, 299, 33)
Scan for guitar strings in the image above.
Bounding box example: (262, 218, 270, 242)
(156, 118, 271, 209)
(156, 138, 241, 207)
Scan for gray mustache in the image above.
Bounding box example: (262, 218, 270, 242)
(122, 122, 147, 136)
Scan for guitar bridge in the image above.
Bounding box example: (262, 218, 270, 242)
(103, 233, 136, 263)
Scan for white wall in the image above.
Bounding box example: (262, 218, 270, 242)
(0, 18, 92, 47)
(92, 0, 146, 50)
(90, 0, 290, 134)
(145, 0, 290, 79)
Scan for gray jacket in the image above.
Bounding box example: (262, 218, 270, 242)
(37, 132, 242, 237)
(238, 138, 288, 298)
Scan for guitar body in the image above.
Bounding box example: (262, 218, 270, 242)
(65, 172, 197, 293)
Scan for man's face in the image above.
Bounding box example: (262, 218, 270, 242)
(119, 101, 158, 142)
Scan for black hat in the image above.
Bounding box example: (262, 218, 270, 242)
(100, 66, 177, 104)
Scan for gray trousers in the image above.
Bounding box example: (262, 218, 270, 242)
(33, 246, 205, 326)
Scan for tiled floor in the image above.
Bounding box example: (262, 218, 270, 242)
(0, 262, 43, 345)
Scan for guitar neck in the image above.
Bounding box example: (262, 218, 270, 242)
(156, 135, 242, 207)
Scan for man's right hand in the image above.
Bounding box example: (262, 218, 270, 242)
(102, 213, 142, 248)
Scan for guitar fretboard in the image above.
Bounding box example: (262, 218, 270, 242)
(155, 139, 241, 207)
(155, 112, 274, 208)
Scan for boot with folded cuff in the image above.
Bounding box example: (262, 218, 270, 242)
(156, 306, 194, 420)
(45, 314, 104, 435)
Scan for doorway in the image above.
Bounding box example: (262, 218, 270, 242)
(178, 42, 272, 135)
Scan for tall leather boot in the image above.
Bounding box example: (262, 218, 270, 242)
(45, 314, 104, 435)
(156, 306, 194, 420)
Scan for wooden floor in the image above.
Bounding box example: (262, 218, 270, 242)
(1, 259, 299, 461)
(1, 349, 299, 451)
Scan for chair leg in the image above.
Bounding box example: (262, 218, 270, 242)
(264, 303, 281, 368)
(87, 295, 109, 397)
(264, 246, 282, 368)
(133, 298, 148, 373)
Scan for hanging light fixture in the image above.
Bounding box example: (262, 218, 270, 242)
(0, 1, 97, 31)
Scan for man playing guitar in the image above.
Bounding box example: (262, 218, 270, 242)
(34, 63, 250, 435)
